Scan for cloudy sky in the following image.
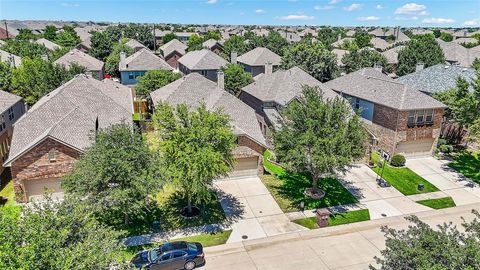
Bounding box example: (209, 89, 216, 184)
(1, 0, 479, 27)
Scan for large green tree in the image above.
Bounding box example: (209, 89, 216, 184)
(152, 103, 236, 214)
(342, 48, 390, 74)
(0, 198, 127, 270)
(354, 30, 373, 49)
(55, 25, 81, 48)
(187, 34, 204, 51)
(263, 31, 289, 55)
(43, 25, 58, 41)
(281, 41, 338, 82)
(221, 63, 253, 95)
(397, 35, 445, 76)
(0, 39, 48, 58)
(105, 42, 134, 77)
(273, 86, 366, 194)
(0, 61, 13, 92)
(162, 33, 178, 44)
(371, 211, 480, 270)
(317, 27, 345, 46)
(62, 124, 159, 226)
(89, 31, 113, 61)
(135, 70, 182, 96)
(222, 35, 247, 60)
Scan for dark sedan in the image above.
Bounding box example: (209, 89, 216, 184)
(131, 241, 205, 270)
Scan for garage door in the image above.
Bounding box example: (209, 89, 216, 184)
(24, 178, 62, 201)
(397, 139, 435, 157)
(229, 157, 259, 178)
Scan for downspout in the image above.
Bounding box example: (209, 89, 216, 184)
(393, 110, 400, 155)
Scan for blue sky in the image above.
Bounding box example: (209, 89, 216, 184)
(1, 0, 479, 27)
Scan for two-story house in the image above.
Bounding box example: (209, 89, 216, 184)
(325, 68, 447, 156)
(54, 49, 105, 80)
(202, 39, 223, 55)
(125, 39, 148, 53)
(119, 48, 173, 85)
(159, 39, 187, 69)
(178, 49, 228, 82)
(236, 47, 282, 77)
(0, 91, 25, 175)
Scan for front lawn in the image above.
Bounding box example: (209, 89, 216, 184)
(293, 209, 371, 229)
(0, 169, 16, 208)
(370, 152, 439, 195)
(448, 150, 480, 184)
(261, 151, 358, 213)
(416, 197, 456, 209)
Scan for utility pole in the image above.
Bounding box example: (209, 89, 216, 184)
(152, 24, 156, 53)
(4, 20, 9, 39)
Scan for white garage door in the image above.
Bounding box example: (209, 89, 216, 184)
(229, 157, 259, 178)
(397, 139, 435, 157)
(24, 178, 62, 200)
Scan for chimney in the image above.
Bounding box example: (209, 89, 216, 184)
(85, 71, 93, 77)
(373, 63, 383, 73)
(217, 70, 225, 89)
(416, 62, 424, 72)
(230, 51, 237, 64)
(120, 52, 127, 69)
(41, 54, 48, 61)
(264, 61, 273, 75)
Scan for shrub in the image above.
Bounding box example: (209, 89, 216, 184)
(438, 144, 453, 154)
(390, 154, 406, 167)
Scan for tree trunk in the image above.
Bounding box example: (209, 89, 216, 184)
(312, 174, 319, 189)
(124, 213, 129, 225)
(187, 196, 192, 214)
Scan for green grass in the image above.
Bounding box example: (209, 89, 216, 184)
(263, 150, 285, 175)
(261, 151, 358, 213)
(448, 151, 480, 184)
(370, 152, 439, 195)
(416, 197, 456, 209)
(132, 113, 140, 121)
(0, 169, 16, 208)
(293, 209, 371, 229)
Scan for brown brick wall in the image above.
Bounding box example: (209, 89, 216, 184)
(11, 138, 81, 202)
(396, 108, 444, 141)
(237, 135, 266, 156)
(372, 104, 399, 131)
(165, 51, 183, 69)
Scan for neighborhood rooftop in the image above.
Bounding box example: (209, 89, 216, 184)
(160, 39, 187, 57)
(0, 90, 22, 114)
(237, 47, 282, 66)
(178, 49, 228, 70)
(54, 48, 104, 70)
(119, 48, 172, 71)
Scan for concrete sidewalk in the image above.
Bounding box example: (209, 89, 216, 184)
(203, 203, 480, 270)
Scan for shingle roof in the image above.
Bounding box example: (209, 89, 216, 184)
(35, 38, 61, 51)
(324, 68, 446, 110)
(125, 39, 147, 50)
(396, 64, 477, 94)
(160, 39, 187, 57)
(5, 75, 133, 166)
(0, 90, 22, 114)
(437, 39, 480, 67)
(381, 45, 405, 64)
(332, 37, 354, 48)
(150, 73, 266, 147)
(241, 66, 338, 106)
(237, 47, 281, 67)
(202, 39, 221, 50)
(332, 49, 349, 66)
(0, 49, 22, 68)
(370, 37, 390, 51)
(178, 49, 228, 70)
(54, 48, 104, 71)
(119, 48, 172, 71)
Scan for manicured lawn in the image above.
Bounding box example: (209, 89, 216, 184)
(293, 209, 371, 229)
(416, 197, 456, 209)
(261, 151, 358, 213)
(370, 152, 439, 195)
(0, 169, 16, 207)
(448, 151, 480, 184)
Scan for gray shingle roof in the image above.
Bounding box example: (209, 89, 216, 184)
(160, 39, 187, 57)
(150, 73, 266, 147)
(396, 64, 477, 94)
(237, 47, 281, 66)
(324, 68, 446, 111)
(54, 48, 104, 71)
(0, 90, 22, 114)
(370, 37, 390, 51)
(35, 38, 61, 51)
(437, 39, 480, 67)
(0, 49, 22, 68)
(178, 49, 228, 70)
(332, 49, 349, 66)
(202, 39, 221, 50)
(381, 45, 405, 64)
(119, 48, 172, 71)
(125, 39, 147, 50)
(5, 75, 133, 165)
(241, 66, 338, 106)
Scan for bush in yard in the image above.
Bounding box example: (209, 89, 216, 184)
(390, 154, 406, 167)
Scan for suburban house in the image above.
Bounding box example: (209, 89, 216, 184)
(176, 32, 196, 44)
(325, 68, 447, 156)
(437, 39, 480, 67)
(369, 27, 411, 43)
(125, 39, 148, 52)
(160, 39, 187, 69)
(150, 73, 267, 178)
(397, 64, 477, 95)
(371, 37, 391, 51)
(35, 38, 61, 51)
(4, 74, 134, 202)
(332, 49, 349, 67)
(178, 49, 228, 82)
(381, 45, 405, 69)
(0, 49, 22, 68)
(54, 49, 105, 80)
(0, 91, 25, 175)
(119, 48, 173, 85)
(202, 39, 223, 54)
(239, 66, 338, 138)
(0, 27, 15, 39)
(236, 47, 282, 77)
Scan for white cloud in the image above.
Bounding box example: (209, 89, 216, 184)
(60, 2, 80, 7)
(422, 17, 455, 24)
(329, 0, 341, 4)
(395, 16, 419, 20)
(314, 5, 334, 10)
(357, 16, 380, 21)
(255, 9, 265, 14)
(395, 3, 426, 14)
(277, 14, 315, 20)
(376, 4, 383, 9)
(343, 3, 362, 11)
(464, 18, 480, 26)
(206, 0, 218, 4)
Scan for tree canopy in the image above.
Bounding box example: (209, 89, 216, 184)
(341, 48, 390, 74)
(43, 25, 57, 41)
(54, 26, 81, 48)
(0, 39, 48, 58)
(187, 34, 204, 52)
(222, 35, 247, 60)
(135, 70, 182, 96)
(162, 32, 178, 44)
(354, 30, 373, 48)
(397, 35, 445, 76)
(221, 63, 253, 96)
(317, 27, 345, 46)
(89, 31, 113, 61)
(105, 42, 133, 77)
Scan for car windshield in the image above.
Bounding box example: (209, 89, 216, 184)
(187, 243, 197, 250)
(149, 249, 159, 262)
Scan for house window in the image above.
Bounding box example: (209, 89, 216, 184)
(128, 73, 134, 80)
(201, 70, 208, 76)
(48, 150, 56, 162)
(425, 109, 434, 123)
(408, 109, 434, 127)
(8, 107, 14, 121)
(355, 98, 360, 110)
(0, 115, 4, 132)
(408, 111, 415, 126)
(416, 110, 425, 124)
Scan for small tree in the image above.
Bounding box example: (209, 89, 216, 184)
(135, 70, 181, 97)
(371, 211, 480, 270)
(162, 33, 178, 44)
(43, 25, 57, 41)
(397, 34, 444, 76)
(222, 35, 247, 60)
(273, 86, 366, 195)
(105, 42, 134, 77)
(187, 34, 203, 51)
(342, 48, 390, 74)
(354, 30, 372, 48)
(89, 31, 113, 61)
(221, 63, 253, 95)
(440, 31, 454, 42)
(152, 102, 236, 214)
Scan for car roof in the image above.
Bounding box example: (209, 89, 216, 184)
(160, 241, 188, 253)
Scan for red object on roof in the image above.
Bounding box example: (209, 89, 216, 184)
(104, 74, 111, 79)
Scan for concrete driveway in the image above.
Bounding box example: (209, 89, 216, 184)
(215, 176, 306, 243)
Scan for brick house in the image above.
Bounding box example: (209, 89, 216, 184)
(202, 39, 223, 55)
(54, 49, 105, 80)
(0, 27, 15, 39)
(178, 49, 229, 82)
(119, 48, 173, 85)
(160, 39, 187, 70)
(0, 91, 25, 175)
(325, 68, 447, 156)
(150, 73, 267, 178)
(4, 75, 133, 202)
(236, 47, 282, 77)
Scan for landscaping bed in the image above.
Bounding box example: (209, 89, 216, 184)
(293, 209, 371, 229)
(261, 150, 358, 213)
(448, 150, 480, 184)
(370, 152, 439, 195)
(416, 197, 456, 209)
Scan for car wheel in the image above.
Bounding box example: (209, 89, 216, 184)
(184, 261, 196, 270)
